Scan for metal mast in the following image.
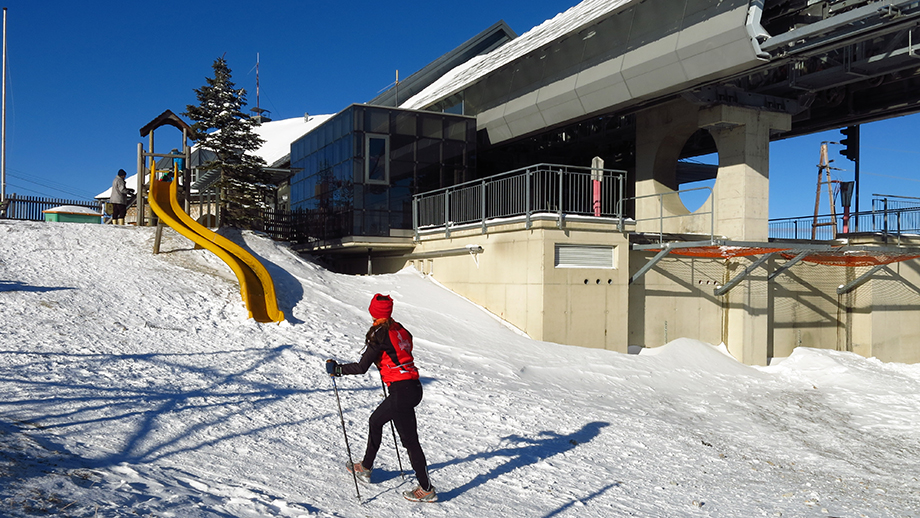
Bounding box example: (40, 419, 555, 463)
(1, 8, 7, 204)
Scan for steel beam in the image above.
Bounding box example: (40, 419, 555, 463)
(629, 247, 673, 285)
(714, 253, 776, 296)
(768, 251, 809, 281)
(837, 264, 886, 294)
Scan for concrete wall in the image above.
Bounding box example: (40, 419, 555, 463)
(628, 253, 724, 350)
(770, 258, 920, 363)
(769, 259, 844, 357)
(869, 259, 920, 363)
(630, 250, 920, 363)
(404, 218, 631, 352)
(360, 225, 920, 364)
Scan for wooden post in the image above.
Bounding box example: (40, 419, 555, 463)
(183, 127, 191, 213)
(153, 220, 164, 254)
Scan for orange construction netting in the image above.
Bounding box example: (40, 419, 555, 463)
(780, 251, 920, 267)
(667, 246, 792, 258)
(655, 246, 920, 267)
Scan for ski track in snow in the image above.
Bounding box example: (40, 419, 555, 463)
(0, 219, 919, 517)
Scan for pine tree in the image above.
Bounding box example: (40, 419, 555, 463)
(184, 57, 269, 229)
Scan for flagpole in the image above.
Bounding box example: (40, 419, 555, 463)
(1, 7, 7, 204)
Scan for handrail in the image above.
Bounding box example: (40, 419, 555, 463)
(769, 205, 920, 241)
(413, 163, 627, 239)
(625, 186, 716, 245)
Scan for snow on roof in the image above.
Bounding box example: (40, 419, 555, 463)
(401, 0, 633, 111)
(43, 205, 102, 215)
(249, 114, 334, 168)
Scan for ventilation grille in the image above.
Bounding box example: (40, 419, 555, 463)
(554, 244, 616, 269)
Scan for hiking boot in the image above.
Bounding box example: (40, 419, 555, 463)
(346, 460, 371, 483)
(403, 484, 437, 503)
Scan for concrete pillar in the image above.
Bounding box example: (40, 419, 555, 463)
(634, 100, 791, 365)
(722, 257, 771, 365)
(702, 105, 790, 365)
(700, 105, 791, 241)
(634, 100, 700, 234)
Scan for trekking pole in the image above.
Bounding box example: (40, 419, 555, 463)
(331, 374, 361, 501)
(381, 378, 406, 479)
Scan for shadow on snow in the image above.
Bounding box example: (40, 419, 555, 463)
(429, 421, 611, 503)
(0, 344, 320, 470)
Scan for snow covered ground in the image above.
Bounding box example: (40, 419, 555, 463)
(1, 219, 919, 517)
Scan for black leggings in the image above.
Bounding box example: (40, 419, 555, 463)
(362, 379, 431, 490)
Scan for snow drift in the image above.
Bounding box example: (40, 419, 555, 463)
(0, 219, 918, 517)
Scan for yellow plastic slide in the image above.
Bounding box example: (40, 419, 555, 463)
(146, 164, 284, 323)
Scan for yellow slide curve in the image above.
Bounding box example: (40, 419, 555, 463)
(146, 165, 284, 323)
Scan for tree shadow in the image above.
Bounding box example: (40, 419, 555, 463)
(0, 344, 321, 475)
(429, 421, 610, 502)
(0, 280, 75, 293)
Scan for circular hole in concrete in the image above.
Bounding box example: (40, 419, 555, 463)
(677, 129, 718, 213)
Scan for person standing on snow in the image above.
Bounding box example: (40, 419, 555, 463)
(326, 294, 437, 503)
(109, 169, 130, 225)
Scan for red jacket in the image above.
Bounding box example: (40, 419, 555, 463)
(340, 319, 419, 385)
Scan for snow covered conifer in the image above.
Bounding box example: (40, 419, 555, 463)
(184, 57, 270, 229)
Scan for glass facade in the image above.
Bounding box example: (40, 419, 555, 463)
(290, 104, 476, 238)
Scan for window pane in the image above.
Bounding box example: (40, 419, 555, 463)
(421, 116, 442, 139)
(446, 119, 466, 141)
(395, 111, 416, 135)
(365, 184, 388, 210)
(364, 210, 388, 236)
(354, 159, 364, 183)
(367, 136, 388, 183)
(417, 162, 442, 192)
(389, 185, 411, 212)
(417, 138, 440, 164)
(353, 106, 364, 132)
(391, 134, 415, 162)
(444, 99, 464, 115)
(366, 108, 389, 133)
(391, 160, 414, 184)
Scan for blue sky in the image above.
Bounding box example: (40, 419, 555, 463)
(2, 0, 918, 219)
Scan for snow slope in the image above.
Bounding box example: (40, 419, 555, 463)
(1, 219, 919, 517)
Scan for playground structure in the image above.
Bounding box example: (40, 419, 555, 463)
(139, 110, 284, 324)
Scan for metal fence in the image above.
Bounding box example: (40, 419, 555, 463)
(413, 163, 627, 237)
(0, 194, 100, 221)
(626, 186, 715, 244)
(261, 208, 353, 243)
(769, 206, 920, 240)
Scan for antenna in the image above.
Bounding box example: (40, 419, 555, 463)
(249, 54, 271, 123)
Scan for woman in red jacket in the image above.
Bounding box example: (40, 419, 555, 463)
(327, 294, 437, 503)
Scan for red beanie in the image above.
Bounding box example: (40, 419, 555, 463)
(369, 294, 393, 319)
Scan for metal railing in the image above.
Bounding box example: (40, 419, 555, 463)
(413, 163, 627, 238)
(769, 205, 920, 241)
(627, 186, 715, 244)
(0, 194, 100, 221)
